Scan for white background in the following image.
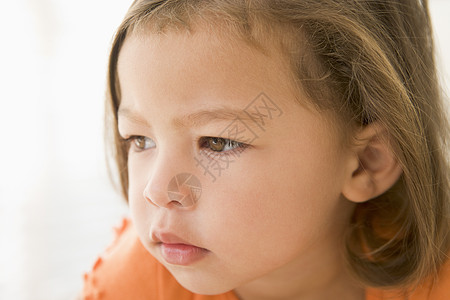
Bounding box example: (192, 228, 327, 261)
(0, 1, 449, 300)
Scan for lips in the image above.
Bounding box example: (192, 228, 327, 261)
(152, 231, 209, 266)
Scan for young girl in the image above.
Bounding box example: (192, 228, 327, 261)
(82, 0, 450, 299)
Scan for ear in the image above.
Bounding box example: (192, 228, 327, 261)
(342, 122, 403, 203)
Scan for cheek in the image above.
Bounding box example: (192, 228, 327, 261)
(128, 155, 148, 202)
(200, 136, 347, 266)
(127, 156, 153, 241)
(198, 177, 291, 259)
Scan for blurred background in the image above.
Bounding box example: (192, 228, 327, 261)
(0, 1, 449, 300)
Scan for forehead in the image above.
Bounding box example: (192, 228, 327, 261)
(116, 25, 300, 120)
(117, 25, 288, 83)
(115, 23, 349, 150)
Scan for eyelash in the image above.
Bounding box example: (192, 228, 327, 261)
(122, 136, 154, 152)
(122, 135, 250, 157)
(198, 136, 250, 158)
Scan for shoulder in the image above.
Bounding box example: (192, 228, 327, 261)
(366, 255, 450, 300)
(82, 218, 238, 300)
(82, 217, 160, 299)
(82, 218, 194, 299)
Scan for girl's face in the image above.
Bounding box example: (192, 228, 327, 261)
(117, 26, 357, 295)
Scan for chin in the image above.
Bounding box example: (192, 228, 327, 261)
(169, 267, 236, 295)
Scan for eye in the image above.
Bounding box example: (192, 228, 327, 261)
(199, 137, 249, 157)
(125, 136, 155, 151)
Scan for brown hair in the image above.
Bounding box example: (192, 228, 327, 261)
(105, 0, 450, 290)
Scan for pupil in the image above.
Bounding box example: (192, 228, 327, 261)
(210, 138, 225, 151)
(137, 137, 145, 148)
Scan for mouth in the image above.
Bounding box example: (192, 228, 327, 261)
(152, 231, 210, 266)
(159, 243, 209, 265)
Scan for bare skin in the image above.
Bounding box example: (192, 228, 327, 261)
(116, 23, 400, 300)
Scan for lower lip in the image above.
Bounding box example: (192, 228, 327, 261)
(160, 243, 209, 266)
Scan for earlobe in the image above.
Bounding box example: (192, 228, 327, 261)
(342, 122, 403, 203)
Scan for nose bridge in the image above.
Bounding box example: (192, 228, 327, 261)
(143, 145, 201, 208)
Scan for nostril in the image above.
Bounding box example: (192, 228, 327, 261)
(167, 173, 202, 207)
(169, 200, 183, 207)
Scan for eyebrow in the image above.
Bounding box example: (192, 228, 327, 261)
(118, 106, 258, 130)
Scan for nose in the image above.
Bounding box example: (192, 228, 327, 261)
(144, 172, 202, 208)
(141, 135, 205, 208)
(167, 173, 202, 206)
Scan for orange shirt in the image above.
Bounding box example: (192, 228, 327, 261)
(82, 218, 450, 300)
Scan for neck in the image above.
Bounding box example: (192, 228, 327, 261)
(233, 232, 365, 300)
